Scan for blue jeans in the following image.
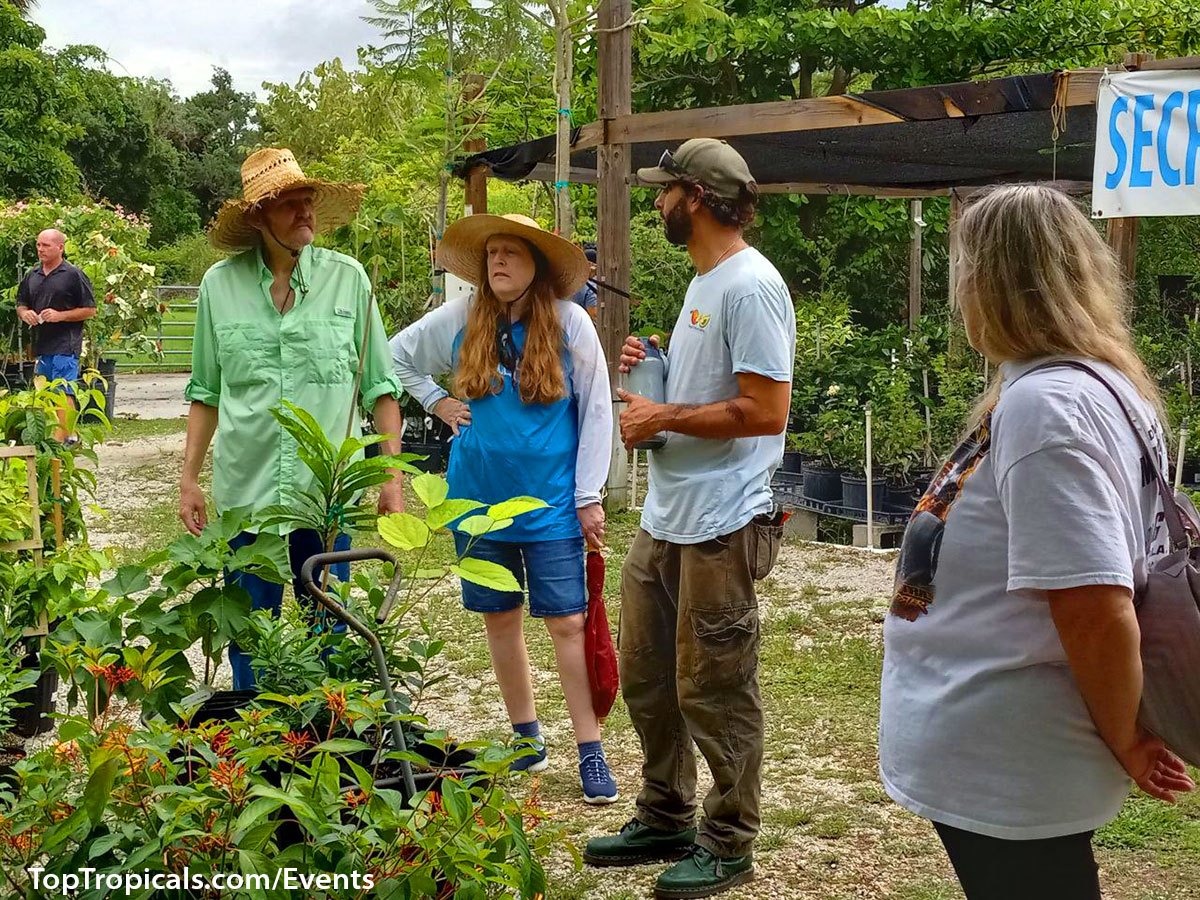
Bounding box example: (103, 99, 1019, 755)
(35, 354, 79, 396)
(453, 533, 586, 618)
(225, 530, 350, 690)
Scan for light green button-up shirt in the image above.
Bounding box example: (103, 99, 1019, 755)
(184, 244, 401, 520)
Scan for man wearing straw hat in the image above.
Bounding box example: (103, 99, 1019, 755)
(179, 147, 405, 690)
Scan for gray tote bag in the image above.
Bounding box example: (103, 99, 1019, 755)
(1024, 361, 1200, 766)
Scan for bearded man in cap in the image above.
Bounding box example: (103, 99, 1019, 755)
(585, 139, 796, 899)
(179, 148, 405, 690)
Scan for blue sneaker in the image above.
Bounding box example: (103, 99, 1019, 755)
(580, 750, 618, 805)
(511, 734, 548, 774)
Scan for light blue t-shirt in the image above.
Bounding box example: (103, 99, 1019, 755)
(641, 247, 796, 544)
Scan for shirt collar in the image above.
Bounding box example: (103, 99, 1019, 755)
(254, 242, 313, 292)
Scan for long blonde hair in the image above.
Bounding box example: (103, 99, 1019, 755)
(956, 184, 1163, 428)
(453, 241, 567, 405)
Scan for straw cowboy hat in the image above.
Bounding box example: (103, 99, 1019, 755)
(209, 148, 366, 251)
(437, 214, 590, 299)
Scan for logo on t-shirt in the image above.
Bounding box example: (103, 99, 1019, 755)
(688, 309, 711, 330)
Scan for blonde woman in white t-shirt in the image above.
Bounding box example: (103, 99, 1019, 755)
(881, 185, 1194, 900)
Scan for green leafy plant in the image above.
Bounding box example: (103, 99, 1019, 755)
(870, 364, 926, 481)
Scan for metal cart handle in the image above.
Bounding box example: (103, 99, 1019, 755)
(299, 548, 417, 800)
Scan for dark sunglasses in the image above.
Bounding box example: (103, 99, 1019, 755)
(496, 318, 522, 385)
(658, 148, 687, 177)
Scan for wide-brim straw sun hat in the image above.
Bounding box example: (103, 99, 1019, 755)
(437, 214, 590, 299)
(209, 147, 366, 252)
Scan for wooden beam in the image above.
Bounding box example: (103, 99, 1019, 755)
(755, 183, 949, 198)
(597, 0, 632, 509)
(576, 93, 905, 151)
(908, 199, 923, 331)
(526, 162, 599, 185)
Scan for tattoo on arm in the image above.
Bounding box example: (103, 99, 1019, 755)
(724, 399, 747, 428)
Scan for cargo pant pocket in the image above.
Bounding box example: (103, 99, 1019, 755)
(750, 522, 783, 581)
(688, 604, 759, 689)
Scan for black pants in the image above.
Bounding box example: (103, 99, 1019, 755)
(934, 822, 1101, 900)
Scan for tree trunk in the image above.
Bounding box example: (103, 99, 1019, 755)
(553, 4, 574, 238)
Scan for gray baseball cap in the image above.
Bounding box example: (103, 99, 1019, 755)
(636, 138, 756, 201)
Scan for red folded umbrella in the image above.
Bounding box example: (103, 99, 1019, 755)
(585, 550, 619, 722)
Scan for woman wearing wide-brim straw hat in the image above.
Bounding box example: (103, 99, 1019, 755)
(390, 213, 619, 804)
(181, 147, 405, 692)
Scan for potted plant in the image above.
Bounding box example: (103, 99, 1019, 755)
(798, 386, 865, 505)
(870, 365, 927, 513)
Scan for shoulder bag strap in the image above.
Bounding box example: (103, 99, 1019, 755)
(1014, 360, 1188, 552)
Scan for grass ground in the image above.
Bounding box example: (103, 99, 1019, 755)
(86, 427, 1200, 899)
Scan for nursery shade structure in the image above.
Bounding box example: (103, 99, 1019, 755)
(452, 67, 1131, 195)
(451, 46, 1200, 506)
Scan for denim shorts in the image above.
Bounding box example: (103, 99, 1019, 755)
(453, 533, 586, 618)
(35, 355, 79, 395)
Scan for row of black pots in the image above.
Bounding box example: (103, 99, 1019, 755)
(800, 461, 933, 513)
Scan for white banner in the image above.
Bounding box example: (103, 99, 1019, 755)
(1092, 70, 1200, 219)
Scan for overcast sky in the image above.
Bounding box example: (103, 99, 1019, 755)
(33, 0, 384, 98)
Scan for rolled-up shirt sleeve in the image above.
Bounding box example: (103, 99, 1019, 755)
(184, 280, 221, 407)
(356, 273, 403, 411)
(999, 444, 1137, 593)
(564, 302, 612, 508)
(390, 297, 470, 413)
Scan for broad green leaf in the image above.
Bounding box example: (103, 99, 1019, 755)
(411, 473, 449, 509)
(234, 797, 285, 840)
(427, 499, 484, 531)
(441, 776, 471, 823)
(378, 513, 431, 550)
(83, 758, 119, 825)
(88, 831, 122, 859)
(312, 738, 374, 754)
(487, 497, 548, 520)
(248, 784, 319, 821)
(457, 515, 513, 537)
(451, 558, 521, 593)
(101, 565, 149, 598)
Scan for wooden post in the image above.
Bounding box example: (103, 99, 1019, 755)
(463, 74, 487, 216)
(947, 189, 964, 355)
(597, 0, 633, 509)
(1106, 52, 1151, 292)
(908, 199, 923, 331)
(50, 457, 63, 548)
(1107, 215, 1139, 287)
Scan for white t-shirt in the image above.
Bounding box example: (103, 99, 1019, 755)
(880, 357, 1168, 839)
(641, 247, 796, 544)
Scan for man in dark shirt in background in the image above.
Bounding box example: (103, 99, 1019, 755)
(16, 229, 96, 440)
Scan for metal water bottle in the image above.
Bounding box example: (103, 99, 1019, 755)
(627, 342, 668, 450)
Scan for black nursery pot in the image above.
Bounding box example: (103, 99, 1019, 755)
(10, 652, 58, 738)
(840, 473, 887, 512)
(801, 462, 843, 503)
(780, 451, 804, 474)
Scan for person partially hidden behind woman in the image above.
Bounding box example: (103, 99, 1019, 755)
(881, 184, 1195, 900)
(390, 213, 617, 804)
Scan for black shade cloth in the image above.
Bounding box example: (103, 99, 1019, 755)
(455, 72, 1094, 191)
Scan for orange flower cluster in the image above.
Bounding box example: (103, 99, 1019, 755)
(345, 789, 370, 808)
(209, 728, 234, 759)
(322, 687, 348, 721)
(281, 731, 313, 758)
(209, 759, 248, 801)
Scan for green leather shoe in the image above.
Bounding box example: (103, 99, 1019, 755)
(654, 846, 753, 899)
(584, 818, 697, 867)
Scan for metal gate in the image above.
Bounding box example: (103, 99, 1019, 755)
(111, 285, 198, 373)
